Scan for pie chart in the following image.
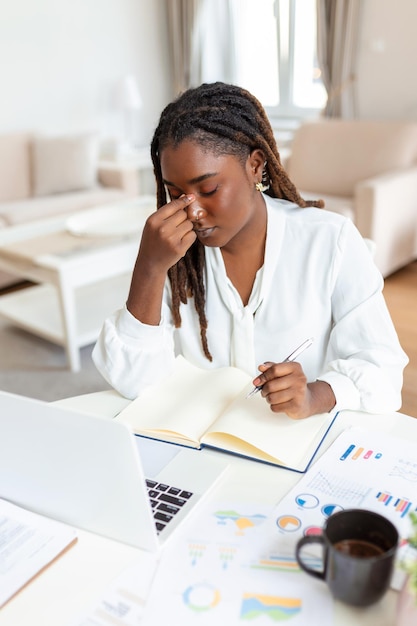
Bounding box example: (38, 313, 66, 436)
(304, 525, 323, 536)
(276, 515, 302, 532)
(295, 493, 319, 509)
(321, 504, 344, 517)
(183, 583, 221, 611)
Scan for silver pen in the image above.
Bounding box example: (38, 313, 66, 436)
(245, 337, 315, 399)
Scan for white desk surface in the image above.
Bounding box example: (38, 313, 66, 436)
(2, 391, 416, 626)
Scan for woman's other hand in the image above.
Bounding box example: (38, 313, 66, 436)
(252, 361, 336, 419)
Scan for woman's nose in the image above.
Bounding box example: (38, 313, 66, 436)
(186, 202, 206, 222)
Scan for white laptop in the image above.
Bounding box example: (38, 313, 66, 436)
(0, 391, 228, 551)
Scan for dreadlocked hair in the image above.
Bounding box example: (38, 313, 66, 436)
(150, 81, 324, 361)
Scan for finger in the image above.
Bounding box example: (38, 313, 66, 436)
(158, 194, 195, 220)
(254, 361, 292, 387)
(252, 361, 274, 387)
(263, 382, 293, 404)
(170, 217, 198, 254)
(271, 400, 309, 419)
(145, 196, 195, 239)
(258, 361, 274, 372)
(178, 228, 197, 252)
(261, 376, 292, 403)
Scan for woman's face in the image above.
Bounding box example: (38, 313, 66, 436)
(160, 139, 267, 251)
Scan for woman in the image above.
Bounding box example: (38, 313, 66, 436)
(93, 82, 408, 418)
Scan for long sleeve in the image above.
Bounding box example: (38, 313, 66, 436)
(316, 218, 408, 413)
(92, 288, 178, 399)
(93, 197, 408, 411)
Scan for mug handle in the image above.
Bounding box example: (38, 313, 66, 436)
(295, 535, 325, 580)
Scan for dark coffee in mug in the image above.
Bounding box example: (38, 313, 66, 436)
(295, 509, 399, 607)
(333, 538, 385, 558)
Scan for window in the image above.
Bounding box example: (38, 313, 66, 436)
(234, 0, 327, 121)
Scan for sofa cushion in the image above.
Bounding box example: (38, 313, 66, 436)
(0, 133, 32, 202)
(32, 132, 99, 196)
(288, 120, 417, 197)
(0, 187, 128, 227)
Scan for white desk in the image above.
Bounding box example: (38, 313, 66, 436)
(2, 394, 416, 625)
(0, 198, 153, 371)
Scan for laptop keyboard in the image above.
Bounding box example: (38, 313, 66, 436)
(146, 479, 194, 534)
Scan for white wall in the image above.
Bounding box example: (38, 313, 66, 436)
(1, 0, 417, 146)
(357, 0, 417, 119)
(0, 0, 171, 146)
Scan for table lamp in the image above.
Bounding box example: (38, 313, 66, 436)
(114, 74, 142, 157)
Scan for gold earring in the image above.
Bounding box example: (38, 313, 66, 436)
(255, 161, 270, 192)
(261, 161, 270, 192)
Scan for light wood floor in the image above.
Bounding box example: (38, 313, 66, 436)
(383, 261, 417, 418)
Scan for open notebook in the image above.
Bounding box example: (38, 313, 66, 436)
(0, 391, 228, 551)
(116, 356, 339, 472)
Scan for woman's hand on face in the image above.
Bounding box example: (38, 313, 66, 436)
(138, 195, 197, 274)
(252, 362, 336, 419)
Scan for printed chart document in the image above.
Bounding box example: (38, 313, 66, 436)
(142, 499, 333, 626)
(69, 553, 158, 626)
(116, 357, 337, 472)
(259, 426, 417, 590)
(0, 498, 77, 607)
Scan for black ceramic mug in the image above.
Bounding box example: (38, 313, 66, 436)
(295, 508, 399, 607)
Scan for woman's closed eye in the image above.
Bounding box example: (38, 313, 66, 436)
(168, 186, 218, 201)
(200, 186, 218, 197)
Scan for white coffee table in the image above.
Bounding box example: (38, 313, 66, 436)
(0, 197, 155, 371)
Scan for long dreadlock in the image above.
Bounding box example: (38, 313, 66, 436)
(150, 82, 324, 361)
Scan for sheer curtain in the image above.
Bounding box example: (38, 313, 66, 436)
(190, 0, 238, 87)
(316, 0, 361, 118)
(165, 0, 238, 95)
(166, 0, 200, 95)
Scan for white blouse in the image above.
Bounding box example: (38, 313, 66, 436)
(92, 195, 408, 413)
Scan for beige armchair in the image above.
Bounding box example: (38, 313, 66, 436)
(284, 119, 417, 276)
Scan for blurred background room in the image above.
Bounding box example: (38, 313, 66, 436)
(0, 0, 415, 415)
